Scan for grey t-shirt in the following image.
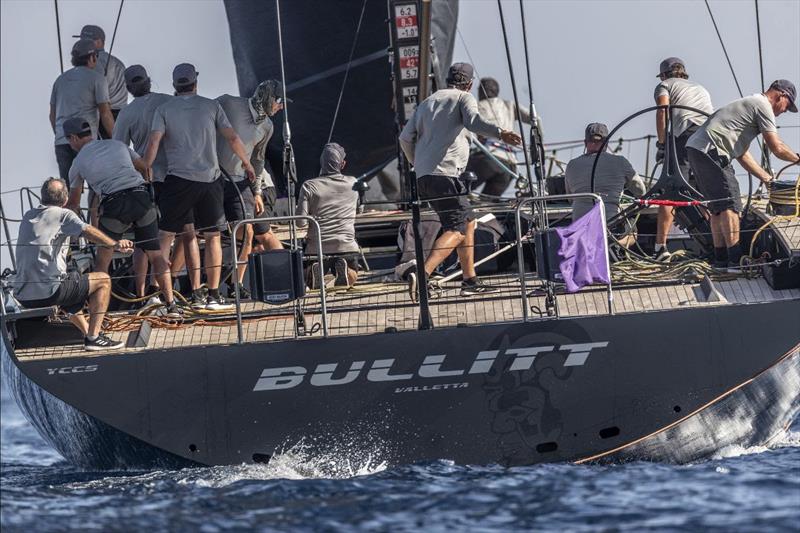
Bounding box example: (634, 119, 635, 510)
(215, 94, 272, 182)
(399, 88, 502, 177)
(687, 93, 777, 160)
(151, 94, 233, 183)
(476, 97, 531, 162)
(11, 205, 88, 301)
(654, 77, 713, 137)
(69, 139, 144, 196)
(50, 66, 110, 145)
(113, 92, 172, 182)
(96, 50, 128, 110)
(565, 151, 645, 219)
(296, 174, 359, 255)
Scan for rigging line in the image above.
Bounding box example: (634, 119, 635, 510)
(518, 0, 535, 120)
(703, 0, 744, 98)
(327, 0, 368, 143)
(54, 0, 63, 73)
(105, 0, 125, 77)
(754, 0, 765, 93)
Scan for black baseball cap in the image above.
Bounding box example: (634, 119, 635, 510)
(63, 117, 91, 137)
(71, 38, 96, 58)
(585, 122, 609, 141)
(769, 79, 797, 113)
(125, 64, 149, 84)
(657, 57, 684, 77)
(74, 25, 105, 41)
(447, 62, 474, 85)
(172, 63, 198, 85)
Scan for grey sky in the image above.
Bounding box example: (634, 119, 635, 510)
(1, 0, 798, 267)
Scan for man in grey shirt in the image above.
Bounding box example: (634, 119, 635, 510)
(652, 57, 714, 260)
(12, 178, 132, 351)
(687, 79, 799, 269)
(75, 25, 127, 134)
(63, 117, 181, 317)
(565, 123, 646, 246)
(144, 63, 255, 311)
(297, 143, 360, 288)
(399, 62, 521, 297)
(49, 38, 114, 187)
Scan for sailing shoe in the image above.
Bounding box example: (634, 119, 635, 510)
(653, 248, 672, 262)
(226, 284, 251, 300)
(156, 301, 184, 319)
(206, 294, 235, 312)
(460, 277, 499, 296)
(307, 262, 322, 290)
(395, 259, 416, 281)
(189, 290, 208, 310)
(407, 271, 418, 302)
(333, 258, 351, 287)
(84, 334, 125, 352)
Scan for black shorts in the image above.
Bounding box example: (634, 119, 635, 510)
(253, 186, 277, 235)
(158, 174, 226, 234)
(224, 179, 256, 224)
(687, 147, 742, 215)
(305, 253, 359, 273)
(18, 271, 90, 314)
(418, 175, 474, 234)
(99, 188, 160, 251)
(55, 144, 78, 187)
(675, 126, 697, 186)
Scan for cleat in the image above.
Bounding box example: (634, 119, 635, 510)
(84, 334, 124, 352)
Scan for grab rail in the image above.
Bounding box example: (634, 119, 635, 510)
(514, 193, 613, 321)
(230, 216, 328, 344)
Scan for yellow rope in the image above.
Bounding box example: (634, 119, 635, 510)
(746, 172, 799, 261)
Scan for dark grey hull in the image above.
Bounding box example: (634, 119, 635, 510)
(3, 299, 799, 470)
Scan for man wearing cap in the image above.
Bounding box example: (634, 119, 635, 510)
(216, 79, 285, 297)
(296, 143, 361, 288)
(49, 38, 114, 187)
(75, 25, 127, 134)
(144, 63, 255, 311)
(652, 57, 714, 260)
(62, 117, 182, 318)
(467, 77, 532, 196)
(399, 62, 521, 298)
(12, 177, 132, 351)
(687, 79, 800, 269)
(565, 123, 646, 246)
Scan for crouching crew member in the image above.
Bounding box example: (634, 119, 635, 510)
(297, 143, 360, 288)
(565, 123, 646, 247)
(399, 62, 521, 297)
(145, 63, 255, 311)
(687, 79, 799, 269)
(216, 79, 285, 296)
(63, 117, 182, 317)
(12, 178, 132, 351)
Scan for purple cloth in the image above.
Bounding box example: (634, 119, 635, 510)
(554, 203, 610, 293)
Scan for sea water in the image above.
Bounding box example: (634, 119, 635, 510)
(1, 377, 798, 532)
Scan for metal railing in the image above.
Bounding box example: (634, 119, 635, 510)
(230, 216, 329, 344)
(514, 193, 613, 321)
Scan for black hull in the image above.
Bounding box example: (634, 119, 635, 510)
(3, 300, 799, 470)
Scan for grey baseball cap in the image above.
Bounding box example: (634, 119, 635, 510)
(657, 57, 685, 77)
(769, 79, 797, 113)
(74, 25, 105, 41)
(71, 38, 96, 58)
(172, 63, 198, 85)
(125, 64, 149, 84)
(585, 122, 609, 141)
(447, 62, 474, 85)
(63, 117, 92, 137)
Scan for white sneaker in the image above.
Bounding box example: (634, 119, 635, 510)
(206, 294, 235, 311)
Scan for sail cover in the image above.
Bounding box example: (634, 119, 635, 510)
(224, 0, 459, 193)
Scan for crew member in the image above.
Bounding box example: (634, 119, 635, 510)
(296, 143, 361, 288)
(565, 123, 646, 247)
(11, 178, 131, 351)
(687, 79, 799, 269)
(144, 63, 255, 311)
(49, 38, 114, 187)
(113, 65, 175, 301)
(399, 62, 521, 298)
(467, 77, 531, 196)
(74, 25, 127, 134)
(216, 80, 285, 296)
(62, 117, 181, 317)
(652, 57, 713, 260)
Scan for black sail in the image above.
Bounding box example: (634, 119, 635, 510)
(224, 0, 459, 194)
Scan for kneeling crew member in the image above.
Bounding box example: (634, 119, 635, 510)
(63, 117, 181, 317)
(399, 62, 521, 297)
(565, 123, 646, 247)
(297, 143, 360, 288)
(687, 79, 799, 269)
(12, 178, 132, 351)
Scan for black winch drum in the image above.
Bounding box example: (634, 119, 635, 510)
(768, 180, 797, 216)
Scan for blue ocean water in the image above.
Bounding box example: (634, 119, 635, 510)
(2, 383, 799, 532)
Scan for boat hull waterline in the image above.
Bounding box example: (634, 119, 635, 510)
(3, 300, 799, 470)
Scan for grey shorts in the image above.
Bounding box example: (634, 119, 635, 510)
(687, 147, 742, 215)
(18, 271, 90, 314)
(99, 188, 160, 251)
